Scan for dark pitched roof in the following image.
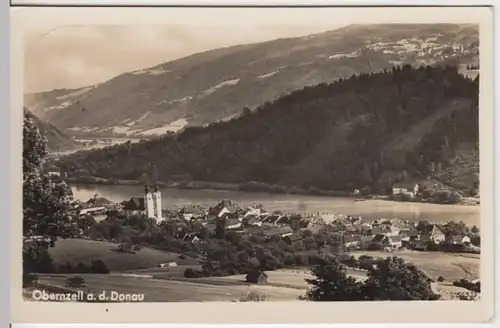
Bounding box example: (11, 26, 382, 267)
(389, 235, 403, 242)
(360, 236, 374, 243)
(400, 229, 419, 237)
(122, 197, 145, 211)
(86, 197, 113, 206)
(275, 216, 291, 225)
(286, 233, 303, 243)
(262, 215, 279, 223)
(372, 234, 386, 243)
(180, 205, 205, 214)
(371, 227, 386, 235)
(208, 199, 240, 215)
(245, 270, 268, 283)
(243, 226, 265, 235)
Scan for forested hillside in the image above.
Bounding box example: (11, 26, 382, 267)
(24, 109, 78, 153)
(54, 65, 479, 195)
(25, 24, 478, 138)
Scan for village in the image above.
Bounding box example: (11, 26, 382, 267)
(73, 184, 481, 257)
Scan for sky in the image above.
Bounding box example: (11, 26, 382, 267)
(24, 24, 344, 93)
(20, 6, 486, 94)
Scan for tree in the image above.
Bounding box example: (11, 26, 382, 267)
(66, 276, 85, 288)
(90, 260, 110, 274)
(304, 257, 363, 301)
(23, 111, 74, 281)
(471, 225, 479, 234)
(362, 257, 440, 300)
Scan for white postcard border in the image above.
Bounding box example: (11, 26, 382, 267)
(8, 4, 497, 325)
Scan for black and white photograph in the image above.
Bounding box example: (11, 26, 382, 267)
(12, 5, 494, 324)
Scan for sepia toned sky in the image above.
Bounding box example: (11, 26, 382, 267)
(21, 7, 487, 94)
(24, 24, 346, 93)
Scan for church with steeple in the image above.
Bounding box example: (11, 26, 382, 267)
(122, 184, 164, 221)
(144, 184, 164, 221)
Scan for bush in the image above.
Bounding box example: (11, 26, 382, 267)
(455, 291, 479, 300)
(66, 276, 85, 288)
(366, 242, 383, 251)
(23, 273, 39, 287)
(90, 260, 110, 274)
(453, 279, 480, 293)
(389, 193, 411, 202)
(184, 268, 204, 278)
(304, 256, 440, 301)
(239, 291, 267, 302)
(437, 276, 445, 282)
(75, 262, 91, 273)
(304, 257, 364, 301)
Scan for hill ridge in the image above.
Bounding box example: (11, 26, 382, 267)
(25, 23, 479, 138)
(54, 65, 479, 196)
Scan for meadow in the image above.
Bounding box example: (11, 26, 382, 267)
(48, 238, 198, 271)
(351, 250, 480, 281)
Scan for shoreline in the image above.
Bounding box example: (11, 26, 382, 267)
(64, 177, 479, 207)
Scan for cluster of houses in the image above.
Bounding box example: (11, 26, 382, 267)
(70, 194, 115, 216)
(331, 216, 474, 252)
(178, 199, 311, 243)
(71, 185, 476, 254)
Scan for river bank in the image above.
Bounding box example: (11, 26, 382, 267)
(65, 176, 479, 207)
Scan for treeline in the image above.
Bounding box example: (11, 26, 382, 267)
(302, 256, 440, 301)
(55, 65, 479, 194)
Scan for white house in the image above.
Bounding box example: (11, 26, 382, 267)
(462, 235, 471, 245)
(392, 183, 419, 198)
(79, 205, 106, 215)
(430, 225, 446, 244)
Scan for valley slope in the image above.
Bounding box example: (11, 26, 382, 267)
(24, 109, 78, 153)
(54, 65, 479, 196)
(25, 24, 479, 138)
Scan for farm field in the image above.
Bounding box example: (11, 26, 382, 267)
(48, 238, 199, 272)
(34, 273, 304, 302)
(350, 250, 480, 281)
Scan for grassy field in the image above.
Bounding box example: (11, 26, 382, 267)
(48, 238, 199, 272)
(34, 273, 304, 302)
(30, 264, 474, 302)
(152, 268, 316, 290)
(351, 250, 480, 281)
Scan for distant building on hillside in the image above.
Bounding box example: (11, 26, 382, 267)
(392, 182, 419, 198)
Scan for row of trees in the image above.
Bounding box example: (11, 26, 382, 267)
(54, 65, 479, 195)
(304, 256, 439, 301)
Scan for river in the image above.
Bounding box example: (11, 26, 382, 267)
(71, 184, 480, 225)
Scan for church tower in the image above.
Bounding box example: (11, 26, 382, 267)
(153, 185, 163, 221)
(144, 184, 155, 219)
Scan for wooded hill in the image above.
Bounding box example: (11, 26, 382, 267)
(24, 109, 78, 153)
(55, 65, 479, 195)
(25, 24, 478, 138)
